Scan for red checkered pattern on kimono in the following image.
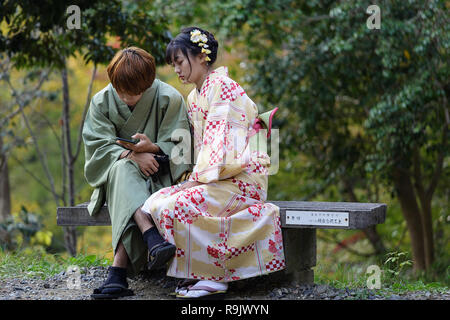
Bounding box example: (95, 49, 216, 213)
(249, 161, 266, 174)
(174, 211, 188, 224)
(219, 81, 238, 102)
(190, 273, 224, 282)
(205, 120, 224, 131)
(174, 202, 198, 224)
(189, 102, 197, 113)
(200, 77, 212, 97)
(236, 82, 246, 97)
(209, 143, 224, 165)
(265, 258, 286, 271)
(204, 120, 225, 146)
(176, 248, 185, 258)
(190, 273, 204, 280)
(276, 213, 282, 229)
(232, 179, 251, 197)
(228, 243, 255, 258)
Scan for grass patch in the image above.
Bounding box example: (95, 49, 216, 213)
(314, 260, 449, 298)
(0, 247, 111, 280)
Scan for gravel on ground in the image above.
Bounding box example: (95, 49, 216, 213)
(1, 267, 448, 300)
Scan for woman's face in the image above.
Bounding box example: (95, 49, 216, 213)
(172, 49, 206, 85)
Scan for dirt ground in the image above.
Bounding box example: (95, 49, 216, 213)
(1, 266, 449, 300)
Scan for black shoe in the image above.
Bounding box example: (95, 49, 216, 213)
(91, 283, 134, 299)
(147, 241, 176, 271)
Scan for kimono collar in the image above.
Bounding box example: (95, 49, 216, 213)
(110, 80, 161, 137)
(197, 66, 229, 94)
(209, 66, 229, 80)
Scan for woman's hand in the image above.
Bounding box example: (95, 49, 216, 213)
(116, 133, 159, 153)
(128, 152, 159, 177)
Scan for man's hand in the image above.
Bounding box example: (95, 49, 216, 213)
(129, 152, 159, 177)
(116, 133, 159, 153)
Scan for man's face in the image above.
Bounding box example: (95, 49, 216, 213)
(117, 91, 143, 107)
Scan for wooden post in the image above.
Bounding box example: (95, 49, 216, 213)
(282, 228, 316, 284)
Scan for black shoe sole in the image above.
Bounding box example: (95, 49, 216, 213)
(148, 243, 176, 271)
(91, 289, 134, 300)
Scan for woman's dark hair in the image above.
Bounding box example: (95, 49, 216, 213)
(165, 27, 219, 74)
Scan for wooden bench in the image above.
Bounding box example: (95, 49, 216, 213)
(57, 201, 386, 284)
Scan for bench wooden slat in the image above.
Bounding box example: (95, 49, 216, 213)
(57, 201, 386, 229)
(57, 202, 111, 226)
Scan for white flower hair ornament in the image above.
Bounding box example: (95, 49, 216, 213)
(190, 29, 212, 62)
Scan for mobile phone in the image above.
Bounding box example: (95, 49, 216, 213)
(116, 137, 138, 144)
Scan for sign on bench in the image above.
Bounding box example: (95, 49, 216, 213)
(57, 200, 386, 284)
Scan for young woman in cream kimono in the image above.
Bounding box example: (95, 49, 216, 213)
(141, 27, 285, 299)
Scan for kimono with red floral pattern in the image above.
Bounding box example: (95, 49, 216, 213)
(141, 66, 285, 282)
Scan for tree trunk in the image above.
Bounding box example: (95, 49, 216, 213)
(61, 66, 77, 257)
(420, 198, 434, 269)
(362, 225, 386, 255)
(392, 167, 426, 271)
(0, 135, 11, 222)
(412, 146, 436, 270)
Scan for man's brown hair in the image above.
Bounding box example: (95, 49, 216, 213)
(107, 46, 156, 95)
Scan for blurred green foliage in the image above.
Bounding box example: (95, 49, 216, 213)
(0, 0, 172, 68)
(0, 205, 52, 250)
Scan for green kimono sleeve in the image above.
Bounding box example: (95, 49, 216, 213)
(83, 98, 125, 188)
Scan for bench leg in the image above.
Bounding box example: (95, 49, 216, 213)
(282, 228, 316, 285)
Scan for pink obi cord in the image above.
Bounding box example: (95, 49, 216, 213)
(248, 107, 278, 138)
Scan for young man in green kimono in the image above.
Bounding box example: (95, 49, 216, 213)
(82, 47, 192, 299)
